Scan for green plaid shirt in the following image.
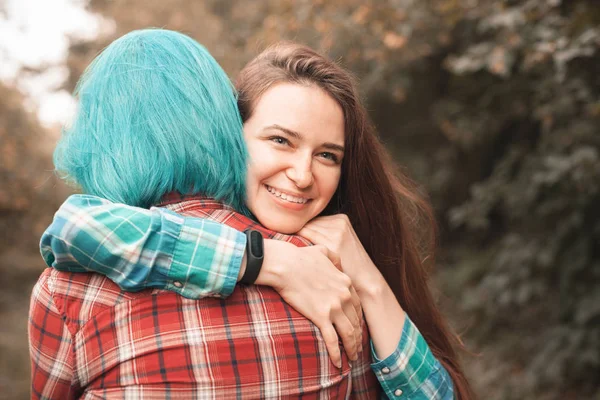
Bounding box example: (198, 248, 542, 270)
(40, 194, 246, 299)
(40, 194, 454, 399)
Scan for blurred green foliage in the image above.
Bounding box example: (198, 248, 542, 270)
(1, 0, 598, 399)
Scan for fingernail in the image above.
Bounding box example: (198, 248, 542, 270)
(337, 360, 342, 368)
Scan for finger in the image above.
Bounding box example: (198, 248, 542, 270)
(305, 218, 335, 228)
(322, 246, 342, 271)
(299, 225, 331, 246)
(310, 244, 342, 271)
(305, 216, 344, 230)
(307, 214, 340, 224)
(319, 323, 342, 368)
(341, 291, 361, 354)
(349, 285, 362, 322)
(307, 215, 355, 239)
(303, 216, 333, 227)
(332, 311, 358, 362)
(349, 285, 364, 345)
(341, 291, 360, 332)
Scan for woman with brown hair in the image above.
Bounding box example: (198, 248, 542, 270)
(41, 40, 473, 399)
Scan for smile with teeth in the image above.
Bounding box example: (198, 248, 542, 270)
(265, 185, 310, 204)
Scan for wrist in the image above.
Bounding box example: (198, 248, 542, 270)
(238, 230, 264, 285)
(356, 272, 388, 302)
(254, 239, 290, 290)
(237, 251, 248, 282)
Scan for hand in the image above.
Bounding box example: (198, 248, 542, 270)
(256, 239, 363, 368)
(300, 215, 406, 360)
(298, 214, 382, 296)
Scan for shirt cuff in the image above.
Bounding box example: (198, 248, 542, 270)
(370, 315, 438, 397)
(165, 209, 246, 299)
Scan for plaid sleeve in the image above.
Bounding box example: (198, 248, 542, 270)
(28, 270, 79, 399)
(40, 194, 246, 299)
(370, 316, 454, 399)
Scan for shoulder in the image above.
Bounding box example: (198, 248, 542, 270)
(42, 268, 153, 332)
(30, 268, 57, 309)
(59, 193, 115, 209)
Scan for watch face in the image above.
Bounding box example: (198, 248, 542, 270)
(249, 230, 264, 258)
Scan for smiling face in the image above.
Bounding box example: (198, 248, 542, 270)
(243, 83, 345, 234)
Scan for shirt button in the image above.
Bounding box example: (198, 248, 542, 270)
(394, 389, 403, 397)
(381, 367, 391, 374)
(173, 281, 183, 288)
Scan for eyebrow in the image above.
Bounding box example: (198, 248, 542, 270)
(264, 124, 345, 153)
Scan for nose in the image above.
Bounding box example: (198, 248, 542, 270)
(285, 154, 314, 188)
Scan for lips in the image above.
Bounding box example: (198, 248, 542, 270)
(265, 184, 311, 204)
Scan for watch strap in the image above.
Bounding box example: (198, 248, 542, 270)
(240, 229, 264, 285)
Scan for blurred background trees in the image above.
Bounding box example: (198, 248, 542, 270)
(1, 0, 598, 398)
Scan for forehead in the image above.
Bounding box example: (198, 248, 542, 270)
(251, 83, 345, 145)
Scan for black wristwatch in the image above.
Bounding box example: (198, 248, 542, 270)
(240, 229, 264, 285)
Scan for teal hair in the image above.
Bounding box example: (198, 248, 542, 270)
(54, 29, 248, 210)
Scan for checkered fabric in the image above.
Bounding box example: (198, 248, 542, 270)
(40, 194, 247, 299)
(35, 194, 455, 399)
(371, 317, 454, 399)
(29, 195, 380, 399)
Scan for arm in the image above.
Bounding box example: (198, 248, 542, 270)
(42, 195, 362, 367)
(347, 278, 453, 400)
(299, 215, 455, 399)
(28, 270, 80, 399)
(41, 194, 246, 299)
(363, 282, 454, 399)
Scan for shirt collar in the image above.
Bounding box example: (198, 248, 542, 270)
(157, 192, 235, 211)
(158, 192, 313, 247)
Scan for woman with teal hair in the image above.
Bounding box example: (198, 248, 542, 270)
(54, 29, 248, 210)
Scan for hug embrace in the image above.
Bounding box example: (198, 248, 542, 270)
(29, 29, 473, 399)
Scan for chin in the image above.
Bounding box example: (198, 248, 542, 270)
(257, 214, 305, 235)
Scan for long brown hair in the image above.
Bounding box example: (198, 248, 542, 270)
(236, 42, 474, 399)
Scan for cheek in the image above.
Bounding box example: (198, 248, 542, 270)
(247, 144, 286, 182)
(245, 162, 270, 209)
(245, 143, 268, 185)
(244, 164, 264, 218)
(319, 169, 342, 203)
(245, 148, 282, 211)
(244, 165, 258, 199)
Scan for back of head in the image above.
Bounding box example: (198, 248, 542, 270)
(54, 29, 247, 209)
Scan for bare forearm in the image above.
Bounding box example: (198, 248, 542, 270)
(359, 276, 406, 360)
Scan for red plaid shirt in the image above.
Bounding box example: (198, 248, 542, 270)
(29, 196, 380, 399)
